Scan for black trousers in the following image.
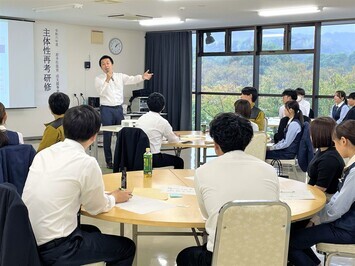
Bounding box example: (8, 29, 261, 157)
(176, 244, 212, 266)
(39, 225, 135, 266)
(288, 223, 355, 266)
(153, 153, 184, 169)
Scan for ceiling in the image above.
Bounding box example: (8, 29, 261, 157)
(1, 0, 355, 32)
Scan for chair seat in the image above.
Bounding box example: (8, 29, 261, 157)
(317, 243, 355, 254)
(266, 159, 296, 165)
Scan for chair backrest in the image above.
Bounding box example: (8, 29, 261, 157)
(113, 127, 150, 172)
(212, 200, 291, 266)
(264, 117, 268, 132)
(0, 144, 36, 195)
(245, 132, 267, 161)
(0, 183, 41, 265)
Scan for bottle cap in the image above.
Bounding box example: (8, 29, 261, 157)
(146, 147, 150, 152)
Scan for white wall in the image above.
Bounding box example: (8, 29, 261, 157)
(6, 21, 145, 138)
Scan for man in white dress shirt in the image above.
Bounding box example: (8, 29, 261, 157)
(136, 92, 184, 169)
(95, 55, 153, 169)
(176, 113, 280, 266)
(22, 105, 135, 265)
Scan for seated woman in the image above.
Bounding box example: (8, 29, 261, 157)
(0, 102, 24, 147)
(331, 90, 349, 124)
(266, 100, 303, 160)
(288, 120, 355, 266)
(234, 99, 259, 131)
(308, 117, 345, 197)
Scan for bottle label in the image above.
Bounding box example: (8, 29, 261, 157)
(143, 153, 152, 177)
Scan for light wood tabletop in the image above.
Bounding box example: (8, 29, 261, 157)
(82, 169, 326, 225)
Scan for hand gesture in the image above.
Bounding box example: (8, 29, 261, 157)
(143, 70, 153, 80)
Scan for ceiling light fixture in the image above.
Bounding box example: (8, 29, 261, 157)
(139, 17, 184, 26)
(33, 3, 83, 13)
(258, 6, 321, 17)
(205, 32, 215, 44)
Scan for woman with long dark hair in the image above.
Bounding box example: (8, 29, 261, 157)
(266, 100, 304, 160)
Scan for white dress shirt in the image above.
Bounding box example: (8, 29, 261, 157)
(22, 139, 115, 245)
(194, 150, 280, 252)
(136, 111, 179, 154)
(0, 125, 24, 144)
(94, 72, 144, 106)
(297, 98, 311, 117)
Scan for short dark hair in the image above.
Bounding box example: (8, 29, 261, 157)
(241, 87, 258, 102)
(295, 88, 306, 96)
(99, 55, 114, 67)
(63, 105, 101, 142)
(48, 92, 70, 115)
(234, 99, 251, 119)
(209, 112, 253, 153)
(348, 92, 355, 100)
(282, 89, 297, 100)
(147, 92, 165, 113)
(310, 117, 336, 149)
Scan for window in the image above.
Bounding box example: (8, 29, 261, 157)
(291, 26, 315, 50)
(262, 28, 284, 51)
(203, 31, 226, 53)
(319, 24, 355, 95)
(231, 29, 254, 52)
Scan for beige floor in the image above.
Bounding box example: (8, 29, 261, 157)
(27, 139, 355, 266)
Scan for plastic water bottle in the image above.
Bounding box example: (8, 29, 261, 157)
(121, 167, 127, 189)
(143, 148, 153, 178)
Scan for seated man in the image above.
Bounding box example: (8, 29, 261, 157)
(136, 92, 184, 169)
(37, 92, 70, 152)
(176, 113, 280, 266)
(240, 86, 265, 131)
(22, 105, 135, 265)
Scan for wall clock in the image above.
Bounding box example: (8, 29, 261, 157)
(109, 37, 123, 55)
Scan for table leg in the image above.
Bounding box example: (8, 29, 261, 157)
(132, 224, 138, 266)
(196, 148, 201, 168)
(174, 147, 182, 157)
(120, 223, 124, 236)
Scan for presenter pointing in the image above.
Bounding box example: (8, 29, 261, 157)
(95, 55, 153, 169)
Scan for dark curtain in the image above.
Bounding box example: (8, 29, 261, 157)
(145, 31, 192, 130)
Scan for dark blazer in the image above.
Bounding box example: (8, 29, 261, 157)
(0, 183, 41, 265)
(113, 127, 150, 172)
(297, 121, 314, 172)
(343, 106, 355, 121)
(0, 144, 36, 195)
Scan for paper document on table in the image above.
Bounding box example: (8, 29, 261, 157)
(162, 185, 196, 195)
(184, 176, 194, 180)
(132, 188, 168, 200)
(280, 190, 315, 200)
(180, 135, 205, 141)
(116, 195, 175, 214)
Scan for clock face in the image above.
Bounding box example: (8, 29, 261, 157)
(109, 38, 123, 55)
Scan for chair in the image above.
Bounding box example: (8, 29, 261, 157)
(0, 144, 36, 195)
(0, 183, 41, 265)
(316, 243, 355, 266)
(245, 132, 267, 161)
(113, 127, 150, 172)
(212, 200, 291, 266)
(263, 117, 268, 133)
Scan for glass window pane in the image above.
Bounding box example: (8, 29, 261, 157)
(318, 98, 334, 117)
(262, 28, 284, 51)
(319, 23, 355, 95)
(258, 96, 281, 118)
(201, 56, 253, 93)
(259, 54, 314, 95)
(231, 30, 254, 52)
(201, 94, 238, 123)
(291, 26, 315, 50)
(203, 32, 225, 53)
